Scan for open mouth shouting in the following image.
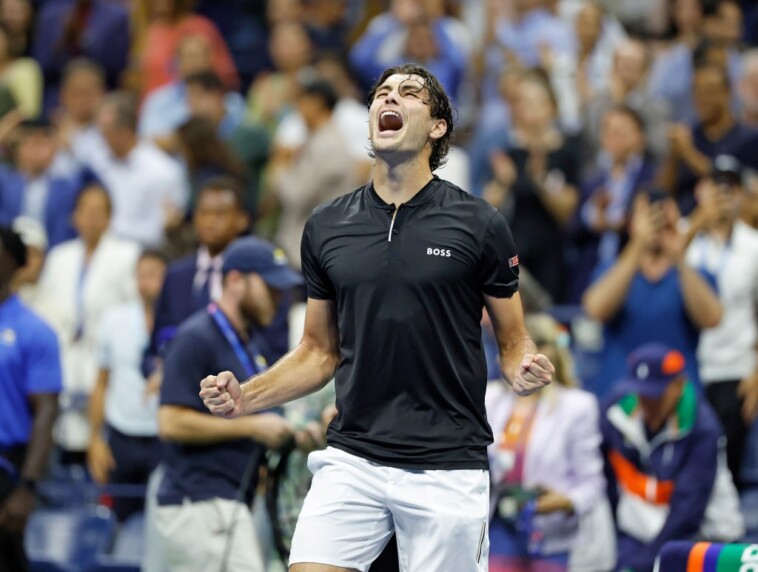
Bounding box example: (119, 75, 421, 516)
(378, 110, 404, 134)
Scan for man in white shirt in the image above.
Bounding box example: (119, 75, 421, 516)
(89, 92, 188, 248)
(685, 154, 758, 489)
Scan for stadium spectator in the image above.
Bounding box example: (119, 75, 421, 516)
(487, 0, 576, 82)
(247, 20, 314, 134)
(486, 313, 611, 572)
(684, 155, 758, 490)
(86, 250, 167, 522)
(648, 0, 742, 124)
(303, 0, 351, 54)
(156, 237, 300, 571)
(35, 184, 139, 463)
(88, 92, 188, 248)
(151, 177, 249, 367)
(0, 23, 39, 118)
(600, 343, 743, 572)
(0, 225, 60, 572)
(268, 77, 357, 270)
(582, 190, 722, 397)
(273, 55, 371, 184)
(32, 0, 130, 111)
(0, 0, 34, 59)
(52, 58, 106, 178)
(138, 34, 246, 145)
(193, 0, 269, 91)
(659, 62, 758, 216)
(0, 117, 80, 248)
(581, 38, 670, 167)
(484, 70, 580, 303)
(350, 0, 470, 104)
(738, 49, 758, 128)
(574, 1, 627, 104)
(184, 71, 270, 217)
(485, 0, 579, 132)
(570, 105, 657, 302)
(133, 0, 238, 97)
(468, 66, 523, 197)
(176, 116, 249, 216)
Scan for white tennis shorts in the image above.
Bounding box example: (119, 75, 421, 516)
(289, 446, 490, 571)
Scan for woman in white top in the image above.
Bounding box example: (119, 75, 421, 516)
(486, 314, 611, 572)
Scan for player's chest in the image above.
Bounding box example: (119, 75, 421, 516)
(319, 211, 482, 288)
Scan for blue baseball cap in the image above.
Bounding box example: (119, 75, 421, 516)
(616, 343, 687, 398)
(221, 237, 303, 290)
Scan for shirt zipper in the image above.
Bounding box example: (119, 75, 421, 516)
(388, 205, 400, 242)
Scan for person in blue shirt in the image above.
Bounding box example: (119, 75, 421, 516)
(155, 236, 301, 572)
(582, 189, 723, 398)
(0, 226, 62, 571)
(350, 7, 469, 104)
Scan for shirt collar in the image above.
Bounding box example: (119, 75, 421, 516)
(196, 246, 222, 271)
(365, 176, 441, 209)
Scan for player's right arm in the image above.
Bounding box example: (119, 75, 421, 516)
(200, 297, 340, 418)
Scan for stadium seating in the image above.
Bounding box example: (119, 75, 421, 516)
(25, 506, 116, 572)
(656, 541, 758, 572)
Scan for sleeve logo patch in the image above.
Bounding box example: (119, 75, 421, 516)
(508, 255, 519, 268)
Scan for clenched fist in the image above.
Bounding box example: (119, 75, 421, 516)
(511, 353, 554, 396)
(199, 371, 244, 418)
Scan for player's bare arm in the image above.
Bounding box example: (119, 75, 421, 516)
(200, 297, 340, 417)
(485, 292, 554, 396)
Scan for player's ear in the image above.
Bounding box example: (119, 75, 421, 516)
(429, 118, 447, 141)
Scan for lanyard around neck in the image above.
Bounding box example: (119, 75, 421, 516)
(208, 304, 266, 379)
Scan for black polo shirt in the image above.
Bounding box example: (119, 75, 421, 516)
(301, 176, 519, 470)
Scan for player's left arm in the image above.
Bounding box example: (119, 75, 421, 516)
(485, 293, 554, 396)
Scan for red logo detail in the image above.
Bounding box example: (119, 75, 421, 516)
(508, 255, 519, 268)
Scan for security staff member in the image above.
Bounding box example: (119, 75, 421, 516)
(0, 226, 61, 571)
(156, 236, 301, 572)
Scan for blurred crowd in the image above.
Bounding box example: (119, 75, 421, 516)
(0, 0, 756, 571)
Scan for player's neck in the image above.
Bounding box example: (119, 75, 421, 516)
(373, 157, 434, 206)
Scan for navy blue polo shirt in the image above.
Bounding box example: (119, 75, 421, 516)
(0, 296, 62, 448)
(158, 309, 267, 506)
(301, 176, 520, 470)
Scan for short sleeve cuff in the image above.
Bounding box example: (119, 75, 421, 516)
(482, 280, 519, 298)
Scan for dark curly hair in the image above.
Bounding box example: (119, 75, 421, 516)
(367, 64, 454, 172)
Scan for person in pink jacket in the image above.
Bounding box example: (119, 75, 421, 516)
(486, 313, 609, 572)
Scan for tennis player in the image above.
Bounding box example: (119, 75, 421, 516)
(200, 64, 555, 572)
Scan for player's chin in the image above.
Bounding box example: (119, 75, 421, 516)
(372, 132, 403, 148)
